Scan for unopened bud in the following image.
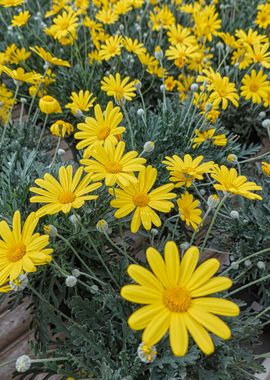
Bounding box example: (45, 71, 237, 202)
(227, 153, 238, 163)
(190, 83, 198, 91)
(16, 355, 31, 373)
(72, 269, 81, 277)
(151, 228, 158, 236)
(207, 194, 220, 208)
(257, 261, 265, 270)
(230, 210, 239, 219)
(244, 259, 252, 267)
(262, 119, 270, 128)
(43, 224, 58, 237)
(143, 141, 155, 153)
(205, 103, 212, 112)
(96, 219, 109, 233)
(57, 148, 65, 156)
(137, 108, 145, 117)
(65, 275, 77, 287)
(180, 242, 190, 252)
(160, 84, 166, 92)
(258, 111, 266, 120)
(69, 214, 81, 225)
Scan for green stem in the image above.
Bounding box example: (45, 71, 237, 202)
(122, 103, 135, 150)
(31, 357, 69, 363)
(104, 232, 137, 264)
(201, 195, 228, 253)
(36, 114, 48, 151)
(225, 273, 270, 298)
(49, 136, 61, 167)
(253, 305, 270, 320)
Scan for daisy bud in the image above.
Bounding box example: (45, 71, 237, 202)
(200, 188, 206, 195)
(205, 103, 212, 112)
(258, 111, 266, 120)
(72, 269, 81, 278)
(135, 23, 141, 31)
(16, 355, 31, 373)
(137, 342, 157, 363)
(134, 80, 142, 91)
(262, 119, 270, 129)
(7, 25, 13, 31)
(20, 97, 27, 104)
(96, 219, 109, 233)
(230, 210, 239, 219)
(143, 32, 147, 38)
(257, 261, 265, 270)
(143, 141, 155, 153)
(39, 95, 62, 115)
(231, 262, 239, 270)
(119, 24, 124, 31)
(160, 84, 166, 92)
(57, 148, 65, 156)
(43, 224, 58, 237)
(190, 83, 198, 92)
(9, 274, 28, 292)
(180, 242, 190, 252)
(154, 50, 163, 61)
(65, 275, 77, 287)
(69, 214, 81, 225)
(216, 42, 224, 50)
(137, 108, 145, 117)
(151, 228, 158, 236)
(74, 109, 84, 118)
(227, 153, 238, 163)
(207, 194, 220, 208)
(244, 259, 252, 267)
(43, 62, 50, 70)
(116, 98, 126, 107)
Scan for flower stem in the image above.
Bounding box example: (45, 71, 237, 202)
(225, 273, 270, 298)
(122, 103, 135, 150)
(36, 114, 48, 151)
(49, 136, 61, 168)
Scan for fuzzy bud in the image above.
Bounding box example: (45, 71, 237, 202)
(43, 224, 58, 237)
(134, 80, 142, 91)
(258, 111, 266, 120)
(16, 355, 31, 373)
(137, 108, 145, 117)
(96, 219, 109, 233)
(20, 97, 27, 104)
(9, 274, 28, 292)
(257, 261, 265, 270)
(137, 342, 157, 363)
(244, 259, 252, 267)
(154, 50, 163, 60)
(65, 275, 77, 287)
(74, 109, 84, 118)
(227, 153, 238, 163)
(57, 148, 65, 156)
(190, 83, 198, 92)
(231, 262, 239, 270)
(151, 228, 158, 236)
(160, 84, 166, 92)
(205, 103, 212, 112)
(72, 269, 81, 278)
(216, 42, 224, 50)
(180, 242, 190, 252)
(262, 119, 270, 129)
(230, 210, 239, 219)
(207, 194, 220, 208)
(69, 214, 81, 225)
(143, 141, 155, 153)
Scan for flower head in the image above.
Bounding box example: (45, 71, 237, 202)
(75, 101, 125, 150)
(30, 46, 70, 67)
(50, 120, 74, 137)
(121, 241, 239, 356)
(211, 165, 262, 200)
(101, 73, 136, 102)
(111, 165, 176, 233)
(39, 95, 62, 114)
(30, 165, 102, 217)
(261, 161, 270, 176)
(163, 154, 214, 188)
(177, 192, 202, 230)
(241, 70, 270, 104)
(65, 90, 96, 115)
(11, 11, 30, 27)
(0, 211, 53, 284)
(192, 129, 227, 149)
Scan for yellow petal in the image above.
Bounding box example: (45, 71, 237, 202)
(188, 306, 231, 339)
(184, 313, 215, 355)
(186, 258, 220, 292)
(146, 247, 170, 287)
(164, 241, 180, 286)
(178, 246, 199, 286)
(142, 308, 170, 346)
(128, 304, 165, 330)
(121, 284, 162, 304)
(127, 264, 164, 291)
(192, 298, 240, 316)
(191, 277, 232, 298)
(169, 313, 188, 356)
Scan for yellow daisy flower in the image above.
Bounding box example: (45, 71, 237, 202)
(261, 162, 270, 176)
(75, 101, 125, 150)
(110, 165, 176, 233)
(240, 70, 270, 104)
(101, 73, 136, 102)
(11, 11, 30, 27)
(30, 165, 102, 217)
(192, 129, 227, 149)
(0, 66, 41, 84)
(0, 211, 53, 284)
(165, 44, 200, 68)
(65, 90, 96, 115)
(121, 241, 239, 356)
(39, 95, 62, 114)
(0, 0, 24, 6)
(177, 192, 202, 230)
(207, 73, 239, 110)
(50, 120, 74, 137)
(96, 7, 119, 24)
(99, 35, 123, 61)
(44, 9, 78, 45)
(124, 37, 146, 55)
(30, 46, 70, 67)
(163, 154, 214, 188)
(211, 165, 262, 200)
(81, 141, 146, 187)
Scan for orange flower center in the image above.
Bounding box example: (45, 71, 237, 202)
(249, 83, 259, 92)
(133, 192, 149, 207)
(98, 127, 111, 140)
(8, 243, 26, 262)
(163, 286, 192, 312)
(105, 161, 122, 173)
(58, 191, 76, 204)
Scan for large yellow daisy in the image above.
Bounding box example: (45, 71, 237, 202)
(110, 166, 176, 233)
(121, 241, 239, 356)
(80, 141, 146, 187)
(101, 73, 136, 102)
(30, 165, 102, 217)
(211, 165, 262, 200)
(75, 101, 125, 151)
(0, 211, 53, 284)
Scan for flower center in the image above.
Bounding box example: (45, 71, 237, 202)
(249, 83, 259, 92)
(58, 191, 76, 204)
(163, 286, 192, 312)
(98, 127, 111, 140)
(113, 87, 125, 100)
(133, 192, 149, 207)
(8, 243, 26, 262)
(105, 161, 122, 173)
